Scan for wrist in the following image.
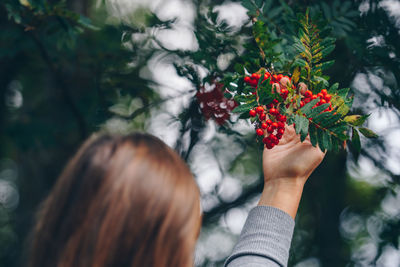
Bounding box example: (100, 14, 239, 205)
(258, 178, 305, 219)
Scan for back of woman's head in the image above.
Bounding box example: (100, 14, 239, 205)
(29, 133, 201, 267)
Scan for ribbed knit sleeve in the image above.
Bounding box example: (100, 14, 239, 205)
(224, 206, 295, 267)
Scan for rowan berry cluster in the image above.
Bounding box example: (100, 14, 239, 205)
(245, 72, 290, 149)
(245, 71, 334, 149)
(299, 88, 333, 113)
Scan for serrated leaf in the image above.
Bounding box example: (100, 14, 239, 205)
(309, 124, 318, 147)
(337, 103, 350, 116)
(300, 99, 320, 116)
(322, 129, 332, 151)
(294, 115, 309, 141)
(293, 58, 309, 68)
(320, 112, 342, 127)
(308, 103, 331, 118)
(317, 128, 326, 152)
(232, 101, 255, 113)
(329, 123, 349, 141)
(343, 114, 369, 126)
(320, 44, 335, 57)
(313, 111, 332, 124)
(358, 127, 378, 138)
(316, 60, 335, 71)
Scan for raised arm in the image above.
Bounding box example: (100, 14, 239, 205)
(225, 124, 325, 267)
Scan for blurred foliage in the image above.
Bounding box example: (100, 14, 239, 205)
(0, 0, 399, 267)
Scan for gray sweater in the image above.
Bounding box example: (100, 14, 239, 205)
(224, 206, 295, 267)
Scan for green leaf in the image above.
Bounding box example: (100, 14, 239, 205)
(309, 124, 318, 147)
(320, 112, 342, 127)
(328, 83, 339, 94)
(308, 103, 331, 118)
(343, 114, 369, 126)
(358, 127, 378, 138)
(312, 76, 329, 87)
(293, 58, 309, 68)
(351, 128, 361, 152)
(317, 128, 326, 152)
(300, 99, 320, 116)
(316, 60, 335, 71)
(337, 88, 350, 99)
(320, 44, 335, 57)
(321, 129, 332, 151)
(313, 111, 332, 124)
(294, 115, 309, 141)
(337, 102, 350, 116)
(232, 101, 255, 113)
(234, 94, 256, 102)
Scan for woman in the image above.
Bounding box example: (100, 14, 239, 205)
(28, 125, 324, 267)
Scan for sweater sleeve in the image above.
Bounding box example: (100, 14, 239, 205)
(224, 206, 295, 267)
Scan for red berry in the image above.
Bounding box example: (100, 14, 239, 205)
(267, 103, 274, 109)
(262, 137, 269, 144)
(278, 128, 285, 135)
(321, 89, 328, 95)
(277, 122, 285, 129)
(324, 94, 332, 101)
(272, 99, 279, 104)
(320, 99, 327, 105)
(266, 119, 272, 125)
(249, 109, 257, 117)
(256, 128, 264, 136)
(259, 113, 266, 120)
(256, 106, 264, 114)
(271, 122, 279, 129)
(279, 115, 287, 122)
(317, 93, 324, 98)
(261, 122, 268, 129)
(269, 108, 278, 115)
(251, 73, 258, 79)
(265, 142, 274, 149)
(270, 134, 279, 145)
(276, 133, 283, 139)
(300, 101, 305, 107)
(267, 126, 274, 133)
(304, 90, 312, 98)
(304, 98, 311, 104)
(311, 95, 317, 100)
(244, 76, 251, 83)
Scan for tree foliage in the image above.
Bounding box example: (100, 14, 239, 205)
(0, 0, 399, 266)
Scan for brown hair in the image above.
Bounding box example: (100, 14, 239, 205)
(28, 133, 201, 267)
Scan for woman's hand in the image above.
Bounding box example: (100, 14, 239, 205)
(258, 124, 325, 219)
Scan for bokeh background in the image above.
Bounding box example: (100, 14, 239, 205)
(1, 0, 400, 266)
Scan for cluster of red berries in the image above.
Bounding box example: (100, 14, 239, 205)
(299, 89, 333, 112)
(244, 72, 290, 99)
(196, 82, 238, 125)
(249, 105, 287, 149)
(244, 72, 291, 149)
(244, 71, 334, 149)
